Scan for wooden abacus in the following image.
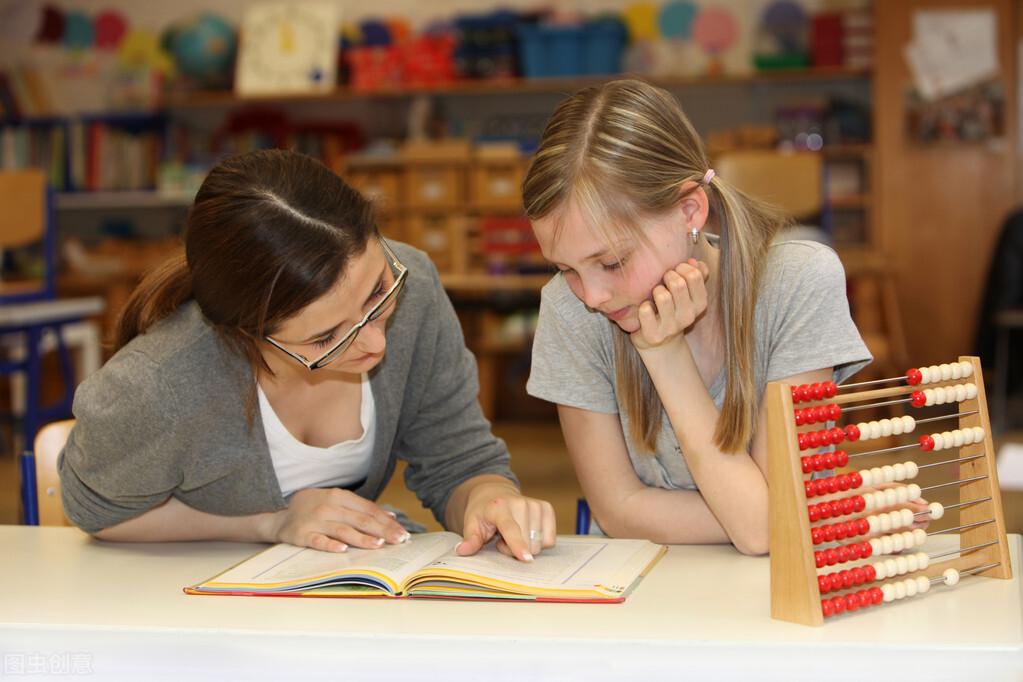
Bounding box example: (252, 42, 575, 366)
(767, 356, 1012, 626)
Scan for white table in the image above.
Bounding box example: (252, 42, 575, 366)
(1, 526, 1020, 681)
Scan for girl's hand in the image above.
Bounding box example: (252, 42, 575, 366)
(268, 488, 411, 553)
(455, 482, 556, 562)
(631, 259, 710, 352)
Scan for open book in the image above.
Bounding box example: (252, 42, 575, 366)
(186, 532, 665, 603)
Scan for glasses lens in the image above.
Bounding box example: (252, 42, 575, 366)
(312, 332, 357, 369)
(368, 275, 405, 322)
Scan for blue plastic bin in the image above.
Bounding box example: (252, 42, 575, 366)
(517, 19, 624, 78)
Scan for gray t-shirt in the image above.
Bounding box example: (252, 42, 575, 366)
(526, 239, 871, 491)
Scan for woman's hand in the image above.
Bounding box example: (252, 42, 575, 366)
(631, 259, 710, 352)
(455, 481, 556, 562)
(266, 488, 411, 553)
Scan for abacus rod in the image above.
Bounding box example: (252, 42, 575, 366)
(913, 410, 980, 425)
(839, 375, 910, 390)
(928, 562, 1001, 585)
(914, 497, 991, 516)
(927, 518, 995, 536)
(920, 474, 987, 492)
(847, 443, 919, 459)
(927, 539, 999, 560)
(916, 454, 985, 470)
(841, 397, 912, 413)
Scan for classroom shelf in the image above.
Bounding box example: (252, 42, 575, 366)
(55, 191, 194, 210)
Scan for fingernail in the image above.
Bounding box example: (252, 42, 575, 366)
(386, 511, 397, 518)
(400, 532, 411, 543)
(521, 552, 534, 562)
(374, 537, 385, 546)
(455, 542, 464, 553)
(338, 543, 348, 552)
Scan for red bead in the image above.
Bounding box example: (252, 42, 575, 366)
(801, 456, 813, 474)
(863, 564, 877, 582)
(852, 496, 866, 513)
(814, 406, 829, 423)
(825, 477, 839, 494)
(857, 590, 871, 608)
(839, 569, 854, 588)
(791, 385, 800, 402)
(919, 435, 935, 452)
(822, 452, 836, 469)
(831, 595, 846, 614)
(849, 471, 862, 488)
(821, 501, 835, 519)
(828, 500, 844, 517)
(845, 594, 859, 611)
(869, 586, 884, 604)
(811, 454, 825, 471)
(818, 575, 830, 594)
(811, 527, 824, 545)
(834, 523, 847, 541)
(822, 381, 837, 398)
(795, 409, 807, 426)
(804, 480, 815, 498)
(910, 391, 927, 408)
(906, 368, 922, 385)
(808, 505, 820, 522)
(811, 383, 824, 400)
(840, 497, 855, 515)
(847, 520, 861, 537)
(825, 548, 839, 566)
(798, 433, 809, 451)
(856, 518, 870, 535)
(845, 424, 861, 442)
(851, 567, 866, 585)
(796, 384, 811, 402)
(822, 599, 834, 617)
(837, 474, 851, 491)
(836, 546, 850, 563)
(830, 427, 846, 445)
(859, 541, 873, 558)
(822, 525, 836, 542)
(815, 551, 826, 568)
(808, 431, 822, 448)
(828, 403, 842, 420)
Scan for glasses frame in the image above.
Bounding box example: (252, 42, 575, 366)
(264, 239, 408, 370)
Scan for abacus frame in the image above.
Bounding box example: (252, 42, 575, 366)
(767, 356, 1012, 626)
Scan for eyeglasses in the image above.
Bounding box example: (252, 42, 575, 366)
(264, 239, 408, 370)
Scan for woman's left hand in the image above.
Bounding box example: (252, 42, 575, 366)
(455, 482, 556, 562)
(631, 259, 710, 352)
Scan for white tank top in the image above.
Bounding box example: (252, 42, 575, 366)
(257, 375, 375, 498)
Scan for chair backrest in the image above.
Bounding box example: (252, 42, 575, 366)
(713, 150, 823, 221)
(32, 419, 75, 526)
(0, 168, 55, 302)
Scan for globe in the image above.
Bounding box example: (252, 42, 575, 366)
(167, 14, 237, 89)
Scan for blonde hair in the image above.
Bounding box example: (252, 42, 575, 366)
(523, 79, 788, 453)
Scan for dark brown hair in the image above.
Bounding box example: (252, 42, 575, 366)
(115, 149, 378, 375)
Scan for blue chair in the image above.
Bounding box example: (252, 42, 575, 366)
(575, 497, 591, 535)
(0, 169, 102, 523)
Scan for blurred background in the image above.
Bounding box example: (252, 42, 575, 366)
(0, 0, 1020, 535)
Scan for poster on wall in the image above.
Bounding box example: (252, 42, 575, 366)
(235, 2, 338, 96)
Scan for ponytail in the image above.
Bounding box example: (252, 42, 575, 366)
(114, 250, 192, 351)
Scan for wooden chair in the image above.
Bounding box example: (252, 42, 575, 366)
(20, 419, 74, 526)
(713, 149, 823, 222)
(0, 170, 103, 453)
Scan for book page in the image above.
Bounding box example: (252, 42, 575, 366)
(419, 536, 657, 592)
(202, 532, 461, 590)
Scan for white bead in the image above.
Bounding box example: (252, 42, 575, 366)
(879, 513, 892, 532)
(857, 422, 871, 440)
(924, 388, 936, 407)
(882, 583, 896, 602)
(930, 432, 945, 452)
(943, 568, 960, 586)
(891, 533, 905, 552)
(913, 528, 927, 546)
(864, 494, 876, 511)
(873, 561, 888, 580)
(905, 462, 920, 480)
(869, 538, 882, 556)
(953, 429, 965, 448)
(884, 558, 899, 576)
(893, 463, 907, 481)
(960, 361, 974, 378)
(881, 465, 896, 484)
(928, 502, 944, 520)
(955, 384, 967, 402)
(941, 431, 954, 450)
(895, 556, 909, 574)
(907, 483, 922, 500)
(881, 536, 894, 554)
(940, 363, 952, 381)
(920, 366, 932, 383)
(929, 365, 942, 382)
(860, 469, 874, 487)
(936, 387, 949, 405)
(900, 508, 914, 527)
(950, 363, 963, 380)
(906, 554, 919, 572)
(962, 428, 975, 445)
(972, 426, 985, 443)
(884, 488, 898, 507)
(916, 552, 930, 570)
(966, 383, 978, 399)
(895, 581, 907, 600)
(896, 487, 910, 505)
(902, 415, 916, 433)
(916, 576, 931, 593)
(868, 515, 880, 534)
(881, 419, 893, 437)
(905, 577, 919, 597)
(892, 417, 906, 435)
(873, 491, 887, 509)
(890, 510, 904, 528)
(870, 468, 884, 487)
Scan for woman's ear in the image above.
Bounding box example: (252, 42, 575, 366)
(678, 184, 710, 231)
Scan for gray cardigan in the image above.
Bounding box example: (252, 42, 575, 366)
(58, 243, 516, 534)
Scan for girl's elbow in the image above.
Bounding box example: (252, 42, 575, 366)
(733, 526, 770, 556)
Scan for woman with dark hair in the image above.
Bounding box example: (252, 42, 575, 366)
(59, 149, 555, 562)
